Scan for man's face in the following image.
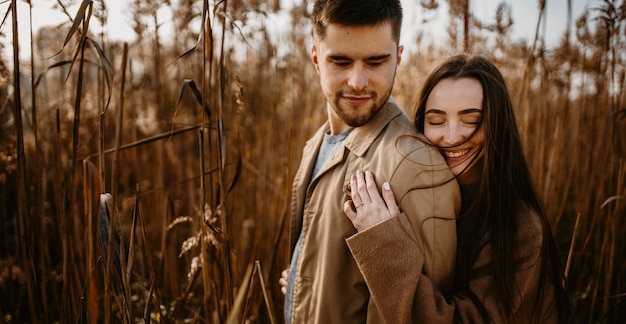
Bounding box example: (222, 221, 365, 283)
(312, 22, 402, 135)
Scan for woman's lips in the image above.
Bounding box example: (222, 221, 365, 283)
(442, 148, 471, 161)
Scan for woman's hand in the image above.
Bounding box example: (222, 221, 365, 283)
(279, 268, 289, 296)
(343, 170, 400, 232)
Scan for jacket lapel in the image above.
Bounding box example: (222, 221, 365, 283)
(289, 124, 327, 253)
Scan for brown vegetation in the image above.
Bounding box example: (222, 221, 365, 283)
(0, 0, 624, 322)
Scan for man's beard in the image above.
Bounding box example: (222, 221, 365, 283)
(330, 88, 391, 127)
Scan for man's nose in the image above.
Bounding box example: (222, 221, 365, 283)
(347, 66, 368, 91)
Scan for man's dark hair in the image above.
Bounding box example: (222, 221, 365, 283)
(312, 0, 403, 44)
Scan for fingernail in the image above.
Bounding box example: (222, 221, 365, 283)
(356, 170, 362, 175)
(383, 182, 390, 190)
(365, 170, 370, 176)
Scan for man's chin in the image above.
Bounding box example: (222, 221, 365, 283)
(343, 115, 371, 128)
(332, 101, 382, 127)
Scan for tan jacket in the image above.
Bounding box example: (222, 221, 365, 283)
(288, 100, 460, 323)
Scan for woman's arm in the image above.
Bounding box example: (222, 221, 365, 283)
(344, 171, 555, 324)
(344, 170, 454, 322)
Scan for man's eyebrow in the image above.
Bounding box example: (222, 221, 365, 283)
(367, 54, 392, 61)
(327, 54, 392, 61)
(328, 54, 351, 61)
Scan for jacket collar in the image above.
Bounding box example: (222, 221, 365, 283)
(344, 99, 404, 156)
(301, 99, 404, 185)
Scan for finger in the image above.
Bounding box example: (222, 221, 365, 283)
(381, 182, 400, 217)
(350, 174, 362, 207)
(279, 269, 289, 296)
(356, 170, 371, 203)
(344, 200, 357, 221)
(364, 170, 385, 206)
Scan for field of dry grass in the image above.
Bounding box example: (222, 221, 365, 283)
(0, 0, 624, 322)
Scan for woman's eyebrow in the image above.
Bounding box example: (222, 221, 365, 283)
(458, 108, 482, 115)
(425, 108, 446, 115)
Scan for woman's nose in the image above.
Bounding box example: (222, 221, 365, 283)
(443, 124, 466, 145)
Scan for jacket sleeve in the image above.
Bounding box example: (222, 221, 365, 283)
(390, 145, 460, 291)
(346, 212, 551, 324)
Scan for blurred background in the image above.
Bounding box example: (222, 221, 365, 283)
(0, 0, 624, 322)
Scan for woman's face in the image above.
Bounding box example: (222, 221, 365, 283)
(423, 77, 484, 185)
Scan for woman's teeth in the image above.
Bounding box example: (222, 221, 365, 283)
(444, 149, 470, 158)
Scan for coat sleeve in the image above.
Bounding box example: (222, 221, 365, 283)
(346, 211, 552, 324)
(390, 144, 460, 291)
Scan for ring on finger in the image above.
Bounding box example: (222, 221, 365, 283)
(355, 201, 364, 208)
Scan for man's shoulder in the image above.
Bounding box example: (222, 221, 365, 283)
(374, 112, 447, 169)
(391, 113, 420, 133)
(378, 102, 422, 136)
(382, 113, 430, 148)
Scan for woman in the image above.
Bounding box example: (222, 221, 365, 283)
(342, 54, 572, 323)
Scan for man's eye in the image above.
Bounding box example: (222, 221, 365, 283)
(368, 61, 383, 67)
(333, 61, 350, 67)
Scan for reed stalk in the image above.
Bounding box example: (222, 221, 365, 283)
(10, 0, 39, 322)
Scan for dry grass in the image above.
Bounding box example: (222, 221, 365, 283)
(0, 0, 624, 322)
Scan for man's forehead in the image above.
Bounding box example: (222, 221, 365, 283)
(317, 22, 395, 40)
(316, 23, 398, 53)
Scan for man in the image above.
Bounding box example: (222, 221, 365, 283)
(283, 0, 460, 322)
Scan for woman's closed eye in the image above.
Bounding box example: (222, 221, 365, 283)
(425, 115, 446, 126)
(459, 109, 483, 125)
(427, 120, 445, 126)
(461, 114, 482, 126)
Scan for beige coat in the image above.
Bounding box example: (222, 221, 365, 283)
(287, 100, 461, 323)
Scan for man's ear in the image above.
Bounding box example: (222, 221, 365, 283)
(397, 45, 404, 65)
(311, 45, 320, 73)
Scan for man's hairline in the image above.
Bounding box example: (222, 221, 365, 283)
(312, 21, 401, 48)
